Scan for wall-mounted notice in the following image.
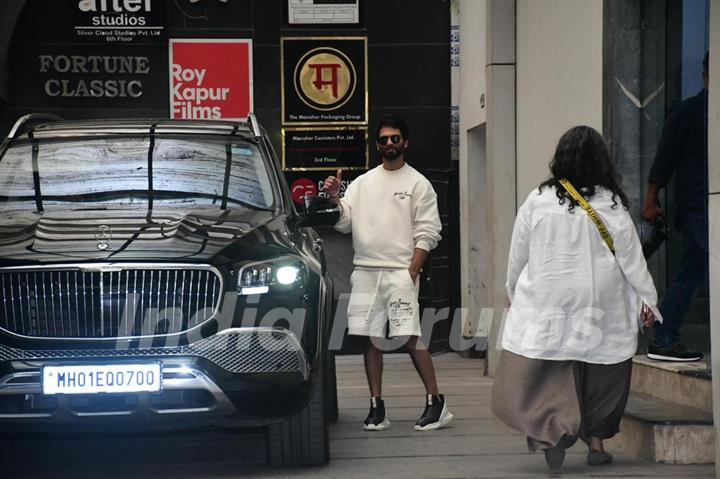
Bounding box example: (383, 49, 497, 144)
(288, 0, 359, 25)
(282, 127, 368, 171)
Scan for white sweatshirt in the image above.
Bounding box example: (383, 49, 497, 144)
(335, 163, 442, 269)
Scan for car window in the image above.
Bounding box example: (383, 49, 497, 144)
(0, 136, 275, 210)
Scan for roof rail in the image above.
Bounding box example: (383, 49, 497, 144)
(247, 113, 261, 139)
(8, 113, 64, 139)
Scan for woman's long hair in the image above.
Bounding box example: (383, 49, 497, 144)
(538, 126, 629, 212)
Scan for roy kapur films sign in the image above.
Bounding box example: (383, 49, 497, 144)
(169, 39, 253, 120)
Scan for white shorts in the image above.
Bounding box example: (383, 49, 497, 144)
(347, 268, 421, 338)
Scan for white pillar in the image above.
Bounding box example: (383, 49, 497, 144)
(458, 0, 516, 372)
(483, 0, 517, 376)
(458, 0, 488, 350)
(708, 0, 720, 474)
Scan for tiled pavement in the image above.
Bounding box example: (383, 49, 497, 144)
(2, 353, 715, 478)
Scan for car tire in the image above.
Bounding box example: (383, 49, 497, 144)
(266, 363, 330, 467)
(325, 352, 339, 423)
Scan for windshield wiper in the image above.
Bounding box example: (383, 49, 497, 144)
(27, 130, 44, 213)
(222, 142, 232, 210)
(220, 125, 241, 210)
(147, 123, 157, 213)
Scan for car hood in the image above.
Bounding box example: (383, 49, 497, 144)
(0, 206, 290, 265)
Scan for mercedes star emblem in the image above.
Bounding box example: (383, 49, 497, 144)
(95, 225, 112, 250)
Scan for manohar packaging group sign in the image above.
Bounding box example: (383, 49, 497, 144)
(281, 37, 367, 125)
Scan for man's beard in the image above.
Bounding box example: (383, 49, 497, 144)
(382, 144, 405, 160)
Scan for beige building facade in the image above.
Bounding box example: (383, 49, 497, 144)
(458, 0, 720, 471)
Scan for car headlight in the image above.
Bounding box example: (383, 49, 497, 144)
(276, 266, 300, 285)
(237, 258, 306, 295)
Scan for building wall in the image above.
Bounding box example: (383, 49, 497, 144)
(458, 0, 487, 342)
(707, 0, 720, 470)
(515, 0, 604, 203)
(458, 0, 603, 369)
(1, 0, 453, 173)
(459, 1, 487, 129)
(457, 0, 516, 367)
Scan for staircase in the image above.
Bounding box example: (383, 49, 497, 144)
(608, 356, 714, 464)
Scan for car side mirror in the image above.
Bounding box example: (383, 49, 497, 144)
(299, 195, 340, 227)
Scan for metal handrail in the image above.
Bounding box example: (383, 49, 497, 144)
(7, 113, 64, 139)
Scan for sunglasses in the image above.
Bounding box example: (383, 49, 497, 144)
(376, 135, 402, 145)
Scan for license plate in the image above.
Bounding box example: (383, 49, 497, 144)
(42, 363, 162, 395)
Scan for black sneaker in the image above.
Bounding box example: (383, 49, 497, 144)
(414, 394, 454, 431)
(647, 342, 703, 362)
(362, 397, 390, 431)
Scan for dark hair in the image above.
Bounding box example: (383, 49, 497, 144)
(704, 51, 709, 75)
(538, 126, 629, 212)
(376, 115, 409, 140)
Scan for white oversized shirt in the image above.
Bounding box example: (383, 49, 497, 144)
(335, 163, 442, 269)
(502, 186, 663, 364)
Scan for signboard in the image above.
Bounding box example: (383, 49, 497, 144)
(13, 44, 168, 109)
(74, 0, 166, 44)
(283, 127, 368, 171)
(281, 37, 367, 125)
(286, 170, 361, 206)
(169, 39, 253, 120)
(287, 0, 360, 25)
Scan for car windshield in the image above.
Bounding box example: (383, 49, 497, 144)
(0, 136, 277, 211)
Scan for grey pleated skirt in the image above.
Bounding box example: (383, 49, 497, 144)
(491, 350, 632, 450)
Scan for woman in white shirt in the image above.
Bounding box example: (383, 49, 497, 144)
(491, 126, 660, 471)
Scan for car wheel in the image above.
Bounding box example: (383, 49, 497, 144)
(325, 352, 339, 423)
(266, 362, 330, 467)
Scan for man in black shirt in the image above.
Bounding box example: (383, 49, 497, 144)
(642, 53, 709, 362)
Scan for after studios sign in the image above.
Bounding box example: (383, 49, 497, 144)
(281, 37, 368, 125)
(74, 0, 166, 44)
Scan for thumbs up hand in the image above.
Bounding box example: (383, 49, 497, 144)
(323, 169, 343, 198)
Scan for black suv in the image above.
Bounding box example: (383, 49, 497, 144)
(0, 114, 339, 466)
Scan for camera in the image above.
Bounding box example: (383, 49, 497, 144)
(642, 217, 666, 259)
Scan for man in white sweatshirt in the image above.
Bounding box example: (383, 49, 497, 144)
(323, 115, 453, 432)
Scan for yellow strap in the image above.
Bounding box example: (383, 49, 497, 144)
(558, 178, 615, 254)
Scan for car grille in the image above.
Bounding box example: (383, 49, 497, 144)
(0, 329, 307, 375)
(0, 265, 222, 339)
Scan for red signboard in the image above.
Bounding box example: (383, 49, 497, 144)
(290, 178, 318, 205)
(169, 39, 253, 120)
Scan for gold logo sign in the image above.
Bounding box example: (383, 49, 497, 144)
(294, 47, 356, 111)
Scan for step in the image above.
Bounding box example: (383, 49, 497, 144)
(607, 392, 715, 464)
(631, 355, 712, 414)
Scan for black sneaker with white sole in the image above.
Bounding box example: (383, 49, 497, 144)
(363, 397, 390, 431)
(647, 341, 704, 362)
(414, 394, 454, 431)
